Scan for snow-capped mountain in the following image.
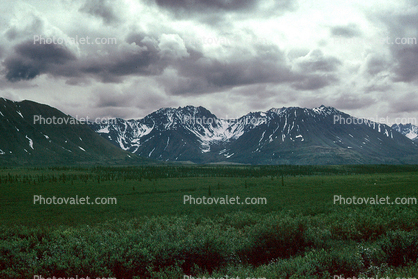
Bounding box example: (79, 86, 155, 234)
(392, 123, 418, 141)
(89, 106, 254, 163)
(90, 105, 418, 164)
(0, 98, 147, 165)
(3, 98, 415, 165)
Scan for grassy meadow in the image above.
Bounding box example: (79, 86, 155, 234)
(1, 165, 418, 278)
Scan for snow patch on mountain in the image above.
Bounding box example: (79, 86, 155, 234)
(406, 130, 418, 140)
(392, 123, 418, 141)
(97, 126, 110, 133)
(26, 135, 34, 150)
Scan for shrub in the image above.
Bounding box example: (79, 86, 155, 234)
(238, 215, 309, 265)
(380, 230, 418, 267)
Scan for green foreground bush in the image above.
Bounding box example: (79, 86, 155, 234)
(2, 207, 418, 278)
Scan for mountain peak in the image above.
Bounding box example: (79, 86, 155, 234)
(90, 104, 418, 164)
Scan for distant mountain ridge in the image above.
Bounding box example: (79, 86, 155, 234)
(89, 105, 418, 164)
(392, 123, 418, 141)
(1, 98, 416, 165)
(0, 98, 150, 165)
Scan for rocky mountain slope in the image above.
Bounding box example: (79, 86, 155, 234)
(89, 105, 418, 164)
(0, 98, 150, 165)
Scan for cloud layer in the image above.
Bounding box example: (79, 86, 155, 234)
(0, 0, 417, 123)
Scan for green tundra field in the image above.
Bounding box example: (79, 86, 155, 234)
(1, 165, 418, 278)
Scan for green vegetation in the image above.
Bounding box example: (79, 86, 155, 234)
(1, 165, 418, 278)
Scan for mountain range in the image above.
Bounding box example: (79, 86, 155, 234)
(1, 97, 417, 165)
(89, 105, 418, 165)
(0, 98, 149, 166)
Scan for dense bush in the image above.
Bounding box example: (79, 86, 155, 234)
(380, 230, 418, 267)
(237, 214, 310, 265)
(2, 205, 418, 278)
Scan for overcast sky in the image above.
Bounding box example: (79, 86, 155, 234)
(1, 0, 418, 124)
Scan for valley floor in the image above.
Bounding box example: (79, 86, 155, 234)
(1, 165, 418, 278)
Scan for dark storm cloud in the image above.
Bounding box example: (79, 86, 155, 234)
(4, 59, 41, 81)
(152, 0, 258, 13)
(390, 92, 418, 113)
(330, 94, 375, 110)
(161, 46, 340, 95)
(289, 50, 341, 90)
(79, 34, 165, 82)
(330, 23, 362, 38)
(81, 49, 163, 82)
(365, 54, 388, 76)
(94, 89, 134, 108)
(291, 74, 338, 91)
(15, 41, 75, 64)
(165, 44, 297, 95)
(376, 10, 418, 83)
(364, 83, 392, 93)
(5, 27, 18, 40)
(3, 40, 76, 82)
(2, 34, 339, 94)
(79, 0, 119, 25)
(2, 33, 166, 83)
(392, 45, 418, 83)
(296, 50, 342, 72)
(149, 0, 296, 24)
(91, 85, 169, 119)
